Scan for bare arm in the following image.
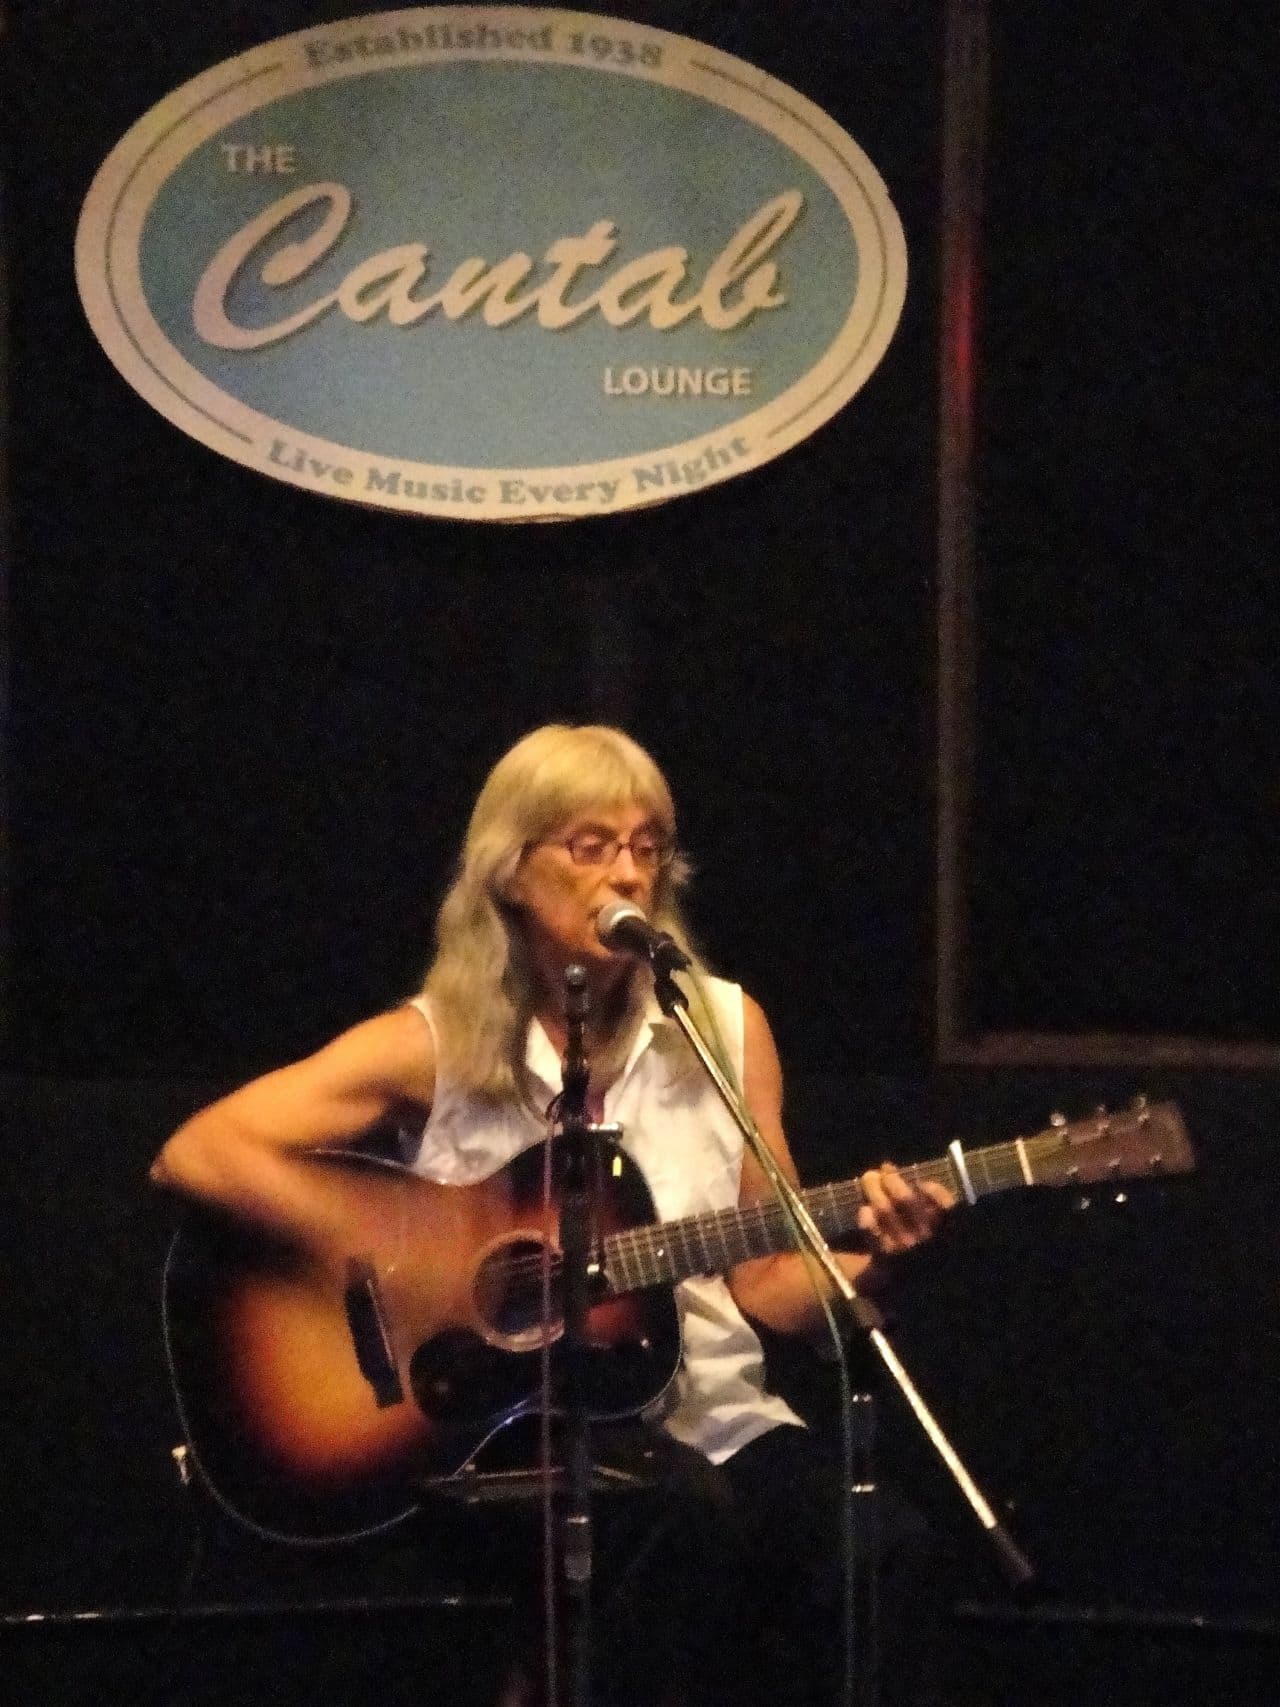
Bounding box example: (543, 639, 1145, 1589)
(726, 996, 955, 1339)
(150, 1005, 436, 1257)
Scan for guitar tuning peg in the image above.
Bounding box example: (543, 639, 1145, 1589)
(1113, 1191, 1128, 1205)
(1094, 1104, 1108, 1118)
(1128, 1093, 1150, 1122)
(1050, 1111, 1067, 1128)
(1075, 1193, 1092, 1212)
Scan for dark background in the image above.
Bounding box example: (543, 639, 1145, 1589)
(3, 3, 1277, 1702)
(969, 3, 1278, 1041)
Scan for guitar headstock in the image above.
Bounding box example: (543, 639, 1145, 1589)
(1024, 1097, 1195, 1188)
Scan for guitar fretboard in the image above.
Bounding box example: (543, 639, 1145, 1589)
(601, 1140, 1040, 1293)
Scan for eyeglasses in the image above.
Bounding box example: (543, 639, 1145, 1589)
(543, 828, 673, 871)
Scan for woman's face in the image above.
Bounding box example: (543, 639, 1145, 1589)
(507, 801, 668, 995)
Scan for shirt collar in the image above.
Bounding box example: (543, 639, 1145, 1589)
(524, 993, 669, 1094)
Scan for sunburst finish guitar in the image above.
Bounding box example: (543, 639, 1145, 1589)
(163, 1098, 1193, 1540)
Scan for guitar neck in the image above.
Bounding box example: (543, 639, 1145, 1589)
(602, 1142, 1029, 1294)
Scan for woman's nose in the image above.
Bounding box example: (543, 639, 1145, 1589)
(606, 844, 644, 888)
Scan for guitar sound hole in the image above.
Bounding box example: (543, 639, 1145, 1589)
(473, 1236, 562, 1350)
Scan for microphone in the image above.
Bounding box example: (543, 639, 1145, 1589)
(595, 900, 690, 974)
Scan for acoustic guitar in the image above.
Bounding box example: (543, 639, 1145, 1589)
(163, 1097, 1193, 1541)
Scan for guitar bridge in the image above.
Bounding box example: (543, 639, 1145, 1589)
(344, 1257, 405, 1408)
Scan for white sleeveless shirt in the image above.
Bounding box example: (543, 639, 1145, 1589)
(404, 979, 800, 1462)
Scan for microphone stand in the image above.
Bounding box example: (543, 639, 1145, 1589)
(554, 963, 598, 1707)
(649, 958, 1035, 1592)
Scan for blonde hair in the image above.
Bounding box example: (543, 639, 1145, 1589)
(423, 724, 703, 1104)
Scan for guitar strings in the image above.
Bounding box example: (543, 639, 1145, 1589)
(477, 1132, 1112, 1293)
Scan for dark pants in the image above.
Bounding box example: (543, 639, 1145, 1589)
(444, 1422, 947, 1707)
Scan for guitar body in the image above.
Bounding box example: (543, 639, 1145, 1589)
(164, 1136, 681, 1540)
(162, 1095, 1195, 1541)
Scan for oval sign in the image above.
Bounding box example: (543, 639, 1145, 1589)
(76, 6, 907, 521)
